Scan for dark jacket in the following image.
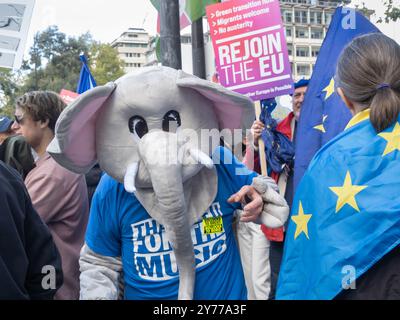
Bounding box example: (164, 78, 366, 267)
(0, 135, 35, 179)
(85, 164, 102, 207)
(0, 161, 63, 300)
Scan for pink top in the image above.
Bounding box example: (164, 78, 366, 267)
(25, 153, 89, 300)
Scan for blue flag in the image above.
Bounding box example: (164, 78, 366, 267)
(259, 98, 295, 174)
(77, 54, 97, 94)
(276, 111, 400, 300)
(261, 98, 277, 115)
(293, 7, 380, 190)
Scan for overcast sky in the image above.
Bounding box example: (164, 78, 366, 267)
(27, 0, 158, 45)
(23, 0, 399, 57)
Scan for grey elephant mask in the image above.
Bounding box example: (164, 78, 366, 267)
(47, 66, 255, 300)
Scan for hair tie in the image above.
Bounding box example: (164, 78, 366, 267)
(376, 83, 391, 90)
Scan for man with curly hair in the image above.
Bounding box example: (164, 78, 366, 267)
(12, 91, 89, 300)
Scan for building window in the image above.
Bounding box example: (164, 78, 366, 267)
(325, 12, 333, 25)
(311, 47, 320, 57)
(310, 11, 322, 25)
(283, 10, 293, 23)
(295, 27, 309, 39)
(297, 64, 310, 76)
(296, 46, 310, 57)
(127, 53, 142, 58)
(123, 43, 148, 48)
(294, 10, 308, 24)
(285, 27, 292, 37)
(311, 28, 323, 39)
(287, 44, 293, 56)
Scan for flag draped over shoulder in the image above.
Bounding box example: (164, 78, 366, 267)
(77, 54, 97, 94)
(293, 7, 380, 190)
(150, 0, 219, 31)
(276, 111, 400, 300)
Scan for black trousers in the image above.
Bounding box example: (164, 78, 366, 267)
(268, 240, 285, 300)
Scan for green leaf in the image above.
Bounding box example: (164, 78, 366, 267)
(185, 0, 220, 22)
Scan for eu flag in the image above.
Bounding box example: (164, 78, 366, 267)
(293, 7, 380, 190)
(77, 54, 97, 94)
(276, 111, 400, 300)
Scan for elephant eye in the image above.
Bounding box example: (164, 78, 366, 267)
(129, 116, 148, 139)
(162, 110, 181, 133)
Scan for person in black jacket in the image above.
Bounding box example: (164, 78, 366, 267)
(0, 161, 63, 300)
(85, 164, 102, 208)
(0, 116, 35, 179)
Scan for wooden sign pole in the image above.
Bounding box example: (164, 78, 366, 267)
(255, 101, 268, 177)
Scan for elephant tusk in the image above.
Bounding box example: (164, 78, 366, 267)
(188, 149, 214, 169)
(124, 162, 139, 193)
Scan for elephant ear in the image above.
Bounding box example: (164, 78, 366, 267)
(47, 83, 117, 174)
(176, 70, 255, 131)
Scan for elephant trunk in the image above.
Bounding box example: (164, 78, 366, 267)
(138, 131, 196, 300)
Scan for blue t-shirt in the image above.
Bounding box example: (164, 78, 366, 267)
(86, 147, 257, 300)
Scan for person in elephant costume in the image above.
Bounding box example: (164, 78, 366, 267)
(47, 66, 289, 300)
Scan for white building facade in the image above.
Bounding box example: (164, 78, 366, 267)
(281, 0, 351, 81)
(111, 28, 150, 74)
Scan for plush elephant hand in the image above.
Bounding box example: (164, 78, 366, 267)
(251, 176, 290, 228)
(230, 176, 290, 228)
(228, 186, 264, 223)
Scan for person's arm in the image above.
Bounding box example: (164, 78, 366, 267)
(79, 244, 123, 300)
(23, 188, 63, 300)
(251, 176, 290, 228)
(249, 120, 264, 149)
(222, 147, 289, 227)
(80, 175, 123, 300)
(229, 176, 289, 227)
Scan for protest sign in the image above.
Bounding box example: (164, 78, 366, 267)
(60, 89, 79, 105)
(206, 0, 294, 101)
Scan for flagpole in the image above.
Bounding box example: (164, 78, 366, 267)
(160, 0, 182, 69)
(255, 101, 268, 176)
(192, 18, 206, 79)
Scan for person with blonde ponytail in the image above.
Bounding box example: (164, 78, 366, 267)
(276, 33, 400, 300)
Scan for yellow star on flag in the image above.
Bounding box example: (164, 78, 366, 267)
(291, 202, 312, 240)
(378, 122, 400, 156)
(329, 171, 367, 213)
(314, 115, 328, 133)
(323, 78, 335, 100)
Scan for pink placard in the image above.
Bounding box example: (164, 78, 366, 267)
(206, 0, 294, 101)
(60, 89, 79, 105)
